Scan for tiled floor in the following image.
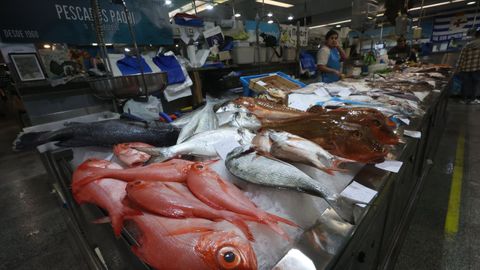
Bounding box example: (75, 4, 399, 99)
(395, 102, 480, 270)
(0, 112, 89, 270)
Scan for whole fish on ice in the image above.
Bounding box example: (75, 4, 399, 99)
(125, 180, 255, 240)
(136, 128, 255, 163)
(186, 164, 298, 240)
(13, 120, 179, 151)
(267, 131, 353, 175)
(218, 112, 262, 131)
(126, 214, 257, 270)
(225, 147, 355, 222)
(72, 159, 195, 191)
(72, 159, 141, 236)
(177, 99, 219, 143)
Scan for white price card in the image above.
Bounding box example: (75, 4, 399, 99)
(398, 117, 410, 125)
(404, 130, 422, 139)
(340, 181, 378, 208)
(214, 140, 241, 160)
(375, 160, 403, 173)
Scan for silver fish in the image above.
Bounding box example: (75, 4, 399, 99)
(219, 112, 262, 131)
(177, 101, 218, 144)
(137, 128, 255, 163)
(251, 130, 272, 154)
(226, 146, 336, 199)
(268, 131, 351, 175)
(225, 146, 356, 223)
(215, 102, 249, 113)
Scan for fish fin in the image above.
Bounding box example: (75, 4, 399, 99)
(12, 131, 49, 151)
(215, 177, 230, 193)
(264, 221, 291, 241)
(266, 213, 299, 228)
(168, 226, 215, 236)
(92, 216, 111, 224)
(222, 215, 255, 241)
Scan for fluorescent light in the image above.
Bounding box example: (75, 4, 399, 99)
(336, 24, 341, 28)
(377, 13, 384, 17)
(288, 15, 294, 20)
(309, 19, 351, 29)
(105, 43, 113, 46)
(165, 0, 172, 5)
(235, 13, 241, 17)
(206, 4, 213, 10)
(408, 0, 465, 11)
(267, 12, 273, 17)
(124, 48, 131, 52)
(91, 43, 98, 46)
(267, 20, 274, 24)
(256, 0, 293, 8)
(43, 44, 51, 49)
(467, 1, 476, 5)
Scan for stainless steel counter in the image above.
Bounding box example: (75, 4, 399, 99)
(35, 88, 448, 270)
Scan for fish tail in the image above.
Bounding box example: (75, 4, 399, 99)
(224, 216, 255, 241)
(266, 213, 299, 228)
(12, 131, 49, 151)
(135, 147, 175, 163)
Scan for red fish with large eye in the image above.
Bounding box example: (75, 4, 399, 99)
(125, 214, 257, 270)
(232, 97, 306, 123)
(72, 159, 141, 236)
(125, 181, 255, 241)
(72, 159, 195, 192)
(186, 164, 298, 240)
(113, 142, 154, 167)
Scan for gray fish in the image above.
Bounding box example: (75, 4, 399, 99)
(13, 120, 179, 151)
(226, 146, 336, 200)
(137, 128, 255, 163)
(177, 100, 219, 144)
(215, 101, 249, 113)
(219, 112, 262, 131)
(226, 146, 356, 223)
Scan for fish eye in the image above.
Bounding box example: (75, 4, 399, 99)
(218, 247, 241, 269)
(235, 104, 242, 109)
(246, 113, 253, 118)
(195, 164, 204, 170)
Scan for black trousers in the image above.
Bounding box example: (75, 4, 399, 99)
(460, 71, 480, 101)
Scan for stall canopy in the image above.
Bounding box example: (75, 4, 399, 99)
(0, 0, 173, 45)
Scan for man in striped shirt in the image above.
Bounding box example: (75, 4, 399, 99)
(456, 30, 480, 104)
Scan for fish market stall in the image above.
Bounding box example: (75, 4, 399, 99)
(16, 64, 450, 270)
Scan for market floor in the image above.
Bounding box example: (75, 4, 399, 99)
(395, 101, 480, 270)
(0, 111, 90, 269)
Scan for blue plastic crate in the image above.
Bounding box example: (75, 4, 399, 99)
(239, 72, 306, 97)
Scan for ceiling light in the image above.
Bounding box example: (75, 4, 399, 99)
(267, 12, 273, 17)
(267, 20, 274, 24)
(336, 24, 341, 28)
(408, 0, 465, 11)
(43, 44, 51, 49)
(235, 13, 241, 17)
(288, 15, 293, 20)
(467, 1, 476, 5)
(206, 4, 214, 10)
(256, 0, 293, 8)
(165, 0, 172, 5)
(91, 43, 98, 46)
(124, 48, 131, 52)
(309, 19, 352, 29)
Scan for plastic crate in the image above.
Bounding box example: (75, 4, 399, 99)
(240, 72, 306, 97)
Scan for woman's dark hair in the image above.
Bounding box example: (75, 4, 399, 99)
(325, 30, 339, 40)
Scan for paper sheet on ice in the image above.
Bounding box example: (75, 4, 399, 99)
(214, 139, 241, 160)
(340, 181, 377, 208)
(288, 93, 330, 111)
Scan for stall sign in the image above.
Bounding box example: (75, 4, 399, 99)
(244, 20, 281, 40)
(0, 0, 173, 45)
(432, 12, 480, 42)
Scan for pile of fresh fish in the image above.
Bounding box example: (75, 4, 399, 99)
(72, 152, 299, 270)
(13, 120, 179, 151)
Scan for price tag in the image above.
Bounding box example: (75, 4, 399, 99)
(340, 181, 377, 208)
(214, 140, 241, 160)
(375, 160, 403, 173)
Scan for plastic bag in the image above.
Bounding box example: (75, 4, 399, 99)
(123, 95, 163, 121)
